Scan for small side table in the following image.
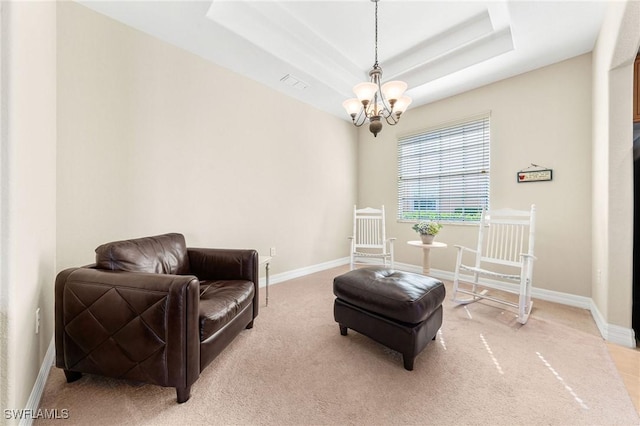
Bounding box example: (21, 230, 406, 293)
(259, 255, 272, 307)
(407, 241, 447, 275)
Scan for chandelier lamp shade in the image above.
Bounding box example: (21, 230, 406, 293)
(343, 0, 412, 137)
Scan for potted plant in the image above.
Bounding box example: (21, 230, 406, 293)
(412, 221, 443, 244)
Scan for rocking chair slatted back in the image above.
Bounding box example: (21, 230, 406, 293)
(478, 207, 536, 269)
(354, 207, 387, 249)
(349, 205, 395, 270)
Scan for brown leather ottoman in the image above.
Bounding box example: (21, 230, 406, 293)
(333, 267, 445, 370)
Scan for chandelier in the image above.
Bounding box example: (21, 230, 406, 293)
(342, 0, 412, 137)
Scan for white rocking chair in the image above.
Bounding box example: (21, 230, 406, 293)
(452, 205, 537, 324)
(349, 205, 395, 270)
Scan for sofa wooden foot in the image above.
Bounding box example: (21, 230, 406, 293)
(245, 320, 254, 329)
(339, 324, 348, 336)
(176, 386, 191, 403)
(63, 370, 82, 383)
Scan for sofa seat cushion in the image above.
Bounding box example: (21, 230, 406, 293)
(199, 280, 255, 341)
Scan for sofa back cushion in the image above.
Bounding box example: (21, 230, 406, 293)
(95, 233, 190, 275)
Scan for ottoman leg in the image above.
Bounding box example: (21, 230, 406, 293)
(339, 324, 348, 336)
(403, 354, 415, 371)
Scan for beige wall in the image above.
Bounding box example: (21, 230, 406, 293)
(1, 0, 57, 415)
(56, 2, 357, 273)
(592, 0, 639, 330)
(4, 0, 635, 411)
(358, 54, 593, 297)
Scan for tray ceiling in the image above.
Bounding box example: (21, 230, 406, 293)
(78, 0, 607, 119)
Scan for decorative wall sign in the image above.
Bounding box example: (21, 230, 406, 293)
(517, 164, 552, 183)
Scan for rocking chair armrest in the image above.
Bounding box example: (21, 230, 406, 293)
(453, 245, 477, 254)
(520, 253, 537, 261)
(386, 238, 396, 250)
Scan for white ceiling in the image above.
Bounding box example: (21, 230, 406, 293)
(78, 0, 608, 120)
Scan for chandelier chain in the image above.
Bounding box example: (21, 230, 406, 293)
(374, 0, 378, 67)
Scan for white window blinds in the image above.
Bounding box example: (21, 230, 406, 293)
(397, 115, 490, 223)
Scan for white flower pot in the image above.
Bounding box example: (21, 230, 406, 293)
(420, 234, 435, 244)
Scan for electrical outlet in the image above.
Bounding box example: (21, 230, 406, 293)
(35, 308, 40, 334)
(270, 247, 277, 256)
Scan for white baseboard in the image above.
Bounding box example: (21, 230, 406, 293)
(259, 257, 350, 288)
(589, 300, 637, 347)
(327, 259, 575, 305)
(394, 261, 636, 347)
(19, 337, 55, 426)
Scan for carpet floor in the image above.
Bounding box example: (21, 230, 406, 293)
(37, 265, 640, 425)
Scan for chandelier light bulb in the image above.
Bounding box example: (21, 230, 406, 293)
(343, 98, 362, 117)
(393, 96, 413, 114)
(381, 80, 407, 102)
(353, 82, 378, 104)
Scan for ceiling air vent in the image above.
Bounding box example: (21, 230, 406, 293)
(280, 74, 309, 90)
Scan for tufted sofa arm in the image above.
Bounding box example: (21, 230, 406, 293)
(54, 267, 201, 398)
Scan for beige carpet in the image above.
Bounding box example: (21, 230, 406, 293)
(37, 265, 639, 425)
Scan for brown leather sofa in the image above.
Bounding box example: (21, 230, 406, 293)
(54, 233, 258, 403)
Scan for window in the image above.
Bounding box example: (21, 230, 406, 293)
(397, 115, 490, 223)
